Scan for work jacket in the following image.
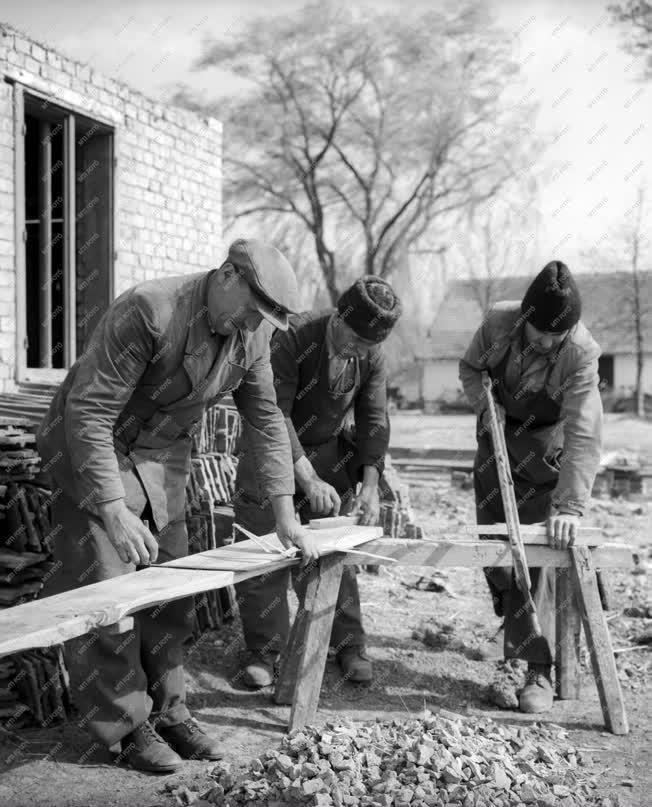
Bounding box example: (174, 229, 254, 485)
(237, 310, 390, 501)
(459, 301, 603, 515)
(36, 271, 294, 531)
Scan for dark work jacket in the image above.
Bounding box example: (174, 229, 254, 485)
(36, 271, 294, 531)
(237, 311, 390, 501)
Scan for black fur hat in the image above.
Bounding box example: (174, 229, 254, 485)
(521, 261, 581, 333)
(337, 276, 402, 342)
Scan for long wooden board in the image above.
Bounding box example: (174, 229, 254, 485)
(0, 535, 631, 660)
(0, 527, 382, 658)
(339, 539, 632, 568)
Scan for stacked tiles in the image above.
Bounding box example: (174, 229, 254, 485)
(0, 648, 71, 728)
(186, 403, 241, 638)
(193, 404, 241, 456)
(378, 464, 423, 541)
(0, 419, 71, 727)
(188, 454, 238, 511)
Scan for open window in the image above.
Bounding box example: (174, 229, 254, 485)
(13, 82, 114, 382)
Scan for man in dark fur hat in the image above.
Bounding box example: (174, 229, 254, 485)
(234, 276, 402, 689)
(460, 260, 603, 713)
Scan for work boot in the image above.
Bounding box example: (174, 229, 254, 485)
(337, 647, 373, 683)
(158, 717, 223, 761)
(120, 719, 183, 773)
(519, 664, 554, 713)
(241, 650, 277, 689)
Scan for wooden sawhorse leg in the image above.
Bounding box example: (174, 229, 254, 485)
(569, 546, 629, 734)
(274, 554, 344, 731)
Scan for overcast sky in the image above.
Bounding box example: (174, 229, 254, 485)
(2, 0, 650, 270)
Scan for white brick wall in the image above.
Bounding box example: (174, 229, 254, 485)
(0, 23, 223, 391)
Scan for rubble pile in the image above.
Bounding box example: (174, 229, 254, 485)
(194, 711, 611, 807)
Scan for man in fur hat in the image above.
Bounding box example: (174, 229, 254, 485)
(459, 260, 603, 713)
(234, 276, 402, 689)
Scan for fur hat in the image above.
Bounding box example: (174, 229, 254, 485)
(337, 276, 402, 342)
(521, 261, 581, 333)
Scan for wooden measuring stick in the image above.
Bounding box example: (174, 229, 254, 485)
(481, 371, 542, 637)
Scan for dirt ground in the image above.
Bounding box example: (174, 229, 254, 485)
(0, 484, 649, 807)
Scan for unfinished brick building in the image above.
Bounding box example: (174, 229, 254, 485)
(0, 23, 223, 395)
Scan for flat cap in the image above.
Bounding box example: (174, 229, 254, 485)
(227, 239, 299, 331)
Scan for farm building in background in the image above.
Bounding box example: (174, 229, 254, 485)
(419, 272, 652, 410)
(0, 23, 222, 395)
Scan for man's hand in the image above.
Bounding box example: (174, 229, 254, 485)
(547, 512, 580, 549)
(270, 493, 320, 566)
(305, 477, 341, 517)
(98, 499, 158, 565)
(275, 516, 320, 566)
(351, 484, 380, 526)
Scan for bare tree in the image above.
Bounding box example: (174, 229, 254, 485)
(625, 186, 648, 418)
(446, 188, 541, 314)
(174, 1, 539, 303)
(585, 183, 651, 418)
(610, 0, 652, 76)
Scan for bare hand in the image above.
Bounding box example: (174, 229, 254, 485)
(547, 512, 580, 549)
(306, 477, 341, 517)
(351, 484, 380, 526)
(99, 500, 159, 565)
(275, 517, 320, 566)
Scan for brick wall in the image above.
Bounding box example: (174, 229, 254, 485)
(0, 22, 223, 391)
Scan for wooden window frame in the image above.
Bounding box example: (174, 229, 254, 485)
(12, 81, 115, 384)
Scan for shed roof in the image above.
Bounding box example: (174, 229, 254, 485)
(425, 271, 652, 359)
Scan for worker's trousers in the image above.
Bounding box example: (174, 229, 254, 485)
(234, 493, 365, 656)
(44, 489, 193, 747)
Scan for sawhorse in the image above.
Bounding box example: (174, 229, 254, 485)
(274, 538, 632, 735)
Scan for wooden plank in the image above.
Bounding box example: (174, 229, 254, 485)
(461, 523, 603, 540)
(555, 566, 582, 700)
(570, 546, 629, 735)
(288, 555, 344, 731)
(309, 516, 358, 530)
(339, 539, 633, 568)
(0, 527, 381, 658)
(439, 530, 609, 546)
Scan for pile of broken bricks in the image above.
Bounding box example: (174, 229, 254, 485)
(183, 710, 615, 807)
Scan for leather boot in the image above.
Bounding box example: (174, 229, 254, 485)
(120, 720, 183, 773)
(337, 647, 373, 683)
(158, 717, 223, 761)
(241, 650, 276, 689)
(519, 663, 554, 713)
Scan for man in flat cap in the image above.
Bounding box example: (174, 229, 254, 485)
(36, 239, 318, 772)
(459, 260, 602, 713)
(234, 276, 402, 689)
